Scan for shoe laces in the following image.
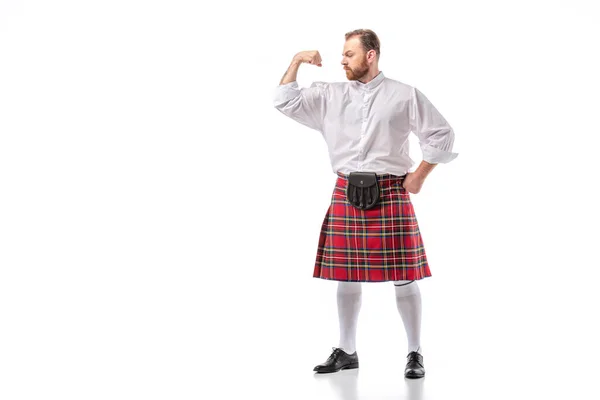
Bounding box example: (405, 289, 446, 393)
(327, 347, 344, 361)
(406, 351, 423, 367)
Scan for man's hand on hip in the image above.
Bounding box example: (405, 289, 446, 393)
(402, 161, 437, 194)
(402, 172, 425, 194)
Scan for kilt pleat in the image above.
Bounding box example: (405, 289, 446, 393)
(313, 172, 432, 282)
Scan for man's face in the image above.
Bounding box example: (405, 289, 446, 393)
(341, 37, 370, 81)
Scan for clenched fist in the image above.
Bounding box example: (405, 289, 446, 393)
(294, 50, 322, 67)
(402, 172, 425, 194)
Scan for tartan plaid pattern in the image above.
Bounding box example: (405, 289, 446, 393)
(313, 172, 432, 282)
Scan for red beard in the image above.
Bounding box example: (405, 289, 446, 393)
(345, 59, 369, 81)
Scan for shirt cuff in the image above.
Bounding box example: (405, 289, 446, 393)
(273, 81, 300, 106)
(420, 142, 459, 164)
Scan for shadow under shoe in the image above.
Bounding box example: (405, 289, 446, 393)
(404, 351, 425, 379)
(313, 347, 359, 373)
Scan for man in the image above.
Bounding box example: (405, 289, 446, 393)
(272, 29, 458, 379)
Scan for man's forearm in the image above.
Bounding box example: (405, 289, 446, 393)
(413, 160, 437, 180)
(280, 58, 302, 85)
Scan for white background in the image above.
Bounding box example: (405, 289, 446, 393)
(1, 0, 599, 399)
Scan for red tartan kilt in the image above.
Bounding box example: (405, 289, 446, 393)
(313, 172, 432, 282)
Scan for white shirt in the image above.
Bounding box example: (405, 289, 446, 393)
(273, 71, 458, 176)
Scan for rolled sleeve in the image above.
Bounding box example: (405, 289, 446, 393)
(273, 81, 301, 107)
(272, 81, 328, 132)
(410, 88, 459, 164)
(420, 142, 459, 164)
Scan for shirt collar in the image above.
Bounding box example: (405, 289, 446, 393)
(354, 71, 385, 90)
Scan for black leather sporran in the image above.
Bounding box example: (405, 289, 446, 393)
(345, 172, 380, 210)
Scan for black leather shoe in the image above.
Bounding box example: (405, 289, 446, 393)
(404, 351, 425, 379)
(313, 347, 359, 373)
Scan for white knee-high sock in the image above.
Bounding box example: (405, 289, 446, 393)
(394, 280, 422, 354)
(337, 281, 362, 354)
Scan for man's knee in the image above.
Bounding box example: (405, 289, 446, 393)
(338, 281, 362, 294)
(393, 280, 419, 297)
